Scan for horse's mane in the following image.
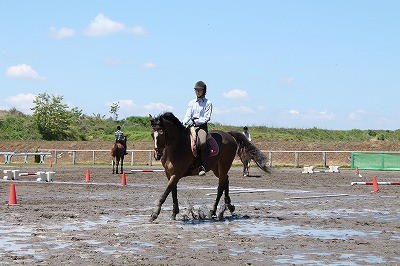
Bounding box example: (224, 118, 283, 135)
(159, 112, 185, 133)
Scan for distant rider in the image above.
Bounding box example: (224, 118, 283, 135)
(182, 81, 213, 176)
(115, 125, 128, 155)
(243, 126, 252, 142)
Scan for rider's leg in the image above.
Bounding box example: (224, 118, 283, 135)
(197, 128, 207, 176)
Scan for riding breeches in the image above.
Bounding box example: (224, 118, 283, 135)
(196, 127, 207, 166)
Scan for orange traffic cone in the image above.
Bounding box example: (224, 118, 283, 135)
(8, 184, 17, 205)
(371, 176, 379, 193)
(121, 172, 127, 186)
(85, 169, 91, 182)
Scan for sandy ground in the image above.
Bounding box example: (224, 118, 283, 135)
(0, 164, 399, 265)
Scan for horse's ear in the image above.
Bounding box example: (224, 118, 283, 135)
(149, 114, 154, 123)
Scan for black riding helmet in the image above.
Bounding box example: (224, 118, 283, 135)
(194, 81, 207, 95)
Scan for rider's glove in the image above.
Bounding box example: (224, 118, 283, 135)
(186, 119, 195, 127)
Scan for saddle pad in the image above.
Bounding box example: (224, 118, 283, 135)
(190, 135, 219, 157)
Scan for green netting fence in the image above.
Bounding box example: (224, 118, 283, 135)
(351, 152, 400, 171)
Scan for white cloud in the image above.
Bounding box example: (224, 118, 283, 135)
(288, 109, 335, 120)
(348, 109, 371, 121)
(105, 99, 135, 109)
(233, 106, 256, 114)
(49, 26, 75, 39)
(118, 99, 134, 108)
(142, 62, 157, 69)
(142, 102, 174, 113)
(278, 76, 294, 86)
(318, 110, 335, 119)
(6, 64, 47, 81)
(5, 93, 36, 114)
(222, 89, 250, 100)
(130, 26, 147, 36)
(83, 13, 124, 36)
(83, 13, 147, 37)
(213, 107, 231, 115)
(257, 105, 267, 111)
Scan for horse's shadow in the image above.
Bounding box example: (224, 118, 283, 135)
(245, 174, 262, 178)
(179, 214, 251, 224)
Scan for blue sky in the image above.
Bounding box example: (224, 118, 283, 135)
(1, 1, 399, 130)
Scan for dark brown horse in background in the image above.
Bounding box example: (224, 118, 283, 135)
(111, 136, 126, 174)
(229, 132, 270, 177)
(149, 112, 270, 222)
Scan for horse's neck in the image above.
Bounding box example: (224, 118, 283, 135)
(164, 125, 190, 155)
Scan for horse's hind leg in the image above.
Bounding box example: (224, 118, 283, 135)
(217, 179, 235, 219)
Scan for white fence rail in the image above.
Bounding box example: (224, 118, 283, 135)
(0, 149, 363, 167)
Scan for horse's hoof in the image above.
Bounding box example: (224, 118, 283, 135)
(209, 210, 217, 219)
(218, 212, 224, 220)
(228, 204, 235, 213)
(149, 213, 158, 222)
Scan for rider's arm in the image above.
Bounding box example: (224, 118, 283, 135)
(182, 100, 194, 125)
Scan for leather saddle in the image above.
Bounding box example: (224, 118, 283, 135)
(190, 133, 219, 158)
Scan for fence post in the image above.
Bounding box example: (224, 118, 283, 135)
(148, 150, 153, 166)
(131, 151, 134, 166)
(92, 151, 95, 164)
(72, 151, 76, 165)
(269, 152, 272, 167)
(294, 152, 299, 168)
(322, 152, 327, 168)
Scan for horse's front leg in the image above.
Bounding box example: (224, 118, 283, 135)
(112, 160, 115, 174)
(171, 185, 179, 220)
(150, 174, 179, 222)
(120, 158, 124, 174)
(209, 179, 226, 219)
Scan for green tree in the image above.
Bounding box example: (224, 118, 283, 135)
(31, 92, 83, 140)
(110, 102, 120, 121)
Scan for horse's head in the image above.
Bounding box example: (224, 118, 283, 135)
(149, 112, 186, 160)
(149, 114, 165, 161)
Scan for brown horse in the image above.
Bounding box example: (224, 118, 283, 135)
(149, 112, 270, 222)
(238, 145, 251, 176)
(111, 137, 126, 174)
(227, 131, 270, 177)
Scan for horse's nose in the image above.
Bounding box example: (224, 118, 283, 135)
(154, 149, 161, 161)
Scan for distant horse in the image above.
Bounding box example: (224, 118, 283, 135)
(111, 137, 126, 174)
(238, 145, 251, 176)
(228, 132, 270, 177)
(149, 112, 270, 222)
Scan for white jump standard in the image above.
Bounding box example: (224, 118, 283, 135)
(302, 165, 340, 174)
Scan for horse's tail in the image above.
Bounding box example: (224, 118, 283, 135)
(228, 131, 271, 174)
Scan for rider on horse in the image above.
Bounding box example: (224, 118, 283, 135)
(115, 125, 128, 155)
(182, 81, 212, 176)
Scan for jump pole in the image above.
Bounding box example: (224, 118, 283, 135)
(130, 169, 165, 173)
(351, 181, 400, 186)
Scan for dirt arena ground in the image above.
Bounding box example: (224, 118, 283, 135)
(0, 164, 399, 265)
